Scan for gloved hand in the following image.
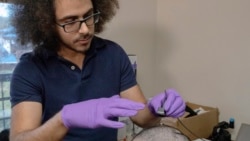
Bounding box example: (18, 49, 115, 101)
(61, 95, 145, 129)
(148, 88, 185, 118)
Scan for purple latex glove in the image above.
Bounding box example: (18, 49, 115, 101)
(61, 95, 145, 129)
(148, 88, 186, 118)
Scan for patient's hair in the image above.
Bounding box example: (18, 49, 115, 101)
(132, 125, 190, 141)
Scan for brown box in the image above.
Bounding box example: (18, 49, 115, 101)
(161, 102, 219, 140)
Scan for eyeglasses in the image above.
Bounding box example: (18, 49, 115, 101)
(56, 11, 101, 33)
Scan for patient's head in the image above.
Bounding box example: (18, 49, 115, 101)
(132, 125, 190, 141)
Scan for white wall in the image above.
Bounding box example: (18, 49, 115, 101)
(156, 0, 250, 140)
(101, 0, 250, 140)
(100, 0, 158, 97)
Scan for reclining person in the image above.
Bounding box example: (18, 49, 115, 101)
(132, 125, 190, 141)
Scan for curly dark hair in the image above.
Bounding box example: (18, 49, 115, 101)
(11, 0, 119, 52)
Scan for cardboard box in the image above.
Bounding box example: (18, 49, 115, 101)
(161, 102, 219, 140)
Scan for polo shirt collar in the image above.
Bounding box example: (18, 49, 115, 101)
(85, 36, 105, 57)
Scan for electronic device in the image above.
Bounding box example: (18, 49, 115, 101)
(235, 123, 250, 141)
(209, 121, 232, 141)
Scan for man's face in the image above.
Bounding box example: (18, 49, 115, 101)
(54, 0, 95, 54)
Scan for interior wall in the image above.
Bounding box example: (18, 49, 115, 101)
(156, 0, 250, 139)
(100, 0, 157, 97)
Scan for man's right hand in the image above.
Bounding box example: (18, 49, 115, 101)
(61, 95, 145, 129)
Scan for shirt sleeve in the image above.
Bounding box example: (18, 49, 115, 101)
(10, 54, 43, 107)
(119, 47, 137, 92)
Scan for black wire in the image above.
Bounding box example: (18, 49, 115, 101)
(177, 118, 208, 141)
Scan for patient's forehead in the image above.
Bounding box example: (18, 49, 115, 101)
(132, 126, 190, 141)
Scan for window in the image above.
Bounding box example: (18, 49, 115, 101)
(0, 2, 31, 131)
(0, 2, 14, 131)
(0, 73, 12, 131)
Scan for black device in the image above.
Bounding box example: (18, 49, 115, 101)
(185, 105, 197, 117)
(209, 121, 232, 141)
(157, 105, 197, 117)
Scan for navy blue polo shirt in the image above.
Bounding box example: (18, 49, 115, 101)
(10, 36, 137, 141)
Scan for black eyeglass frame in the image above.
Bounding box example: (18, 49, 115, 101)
(56, 11, 101, 33)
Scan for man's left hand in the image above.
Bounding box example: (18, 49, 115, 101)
(148, 88, 186, 118)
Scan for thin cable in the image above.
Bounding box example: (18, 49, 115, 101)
(177, 118, 208, 141)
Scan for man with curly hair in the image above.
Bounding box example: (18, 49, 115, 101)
(9, 0, 186, 141)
